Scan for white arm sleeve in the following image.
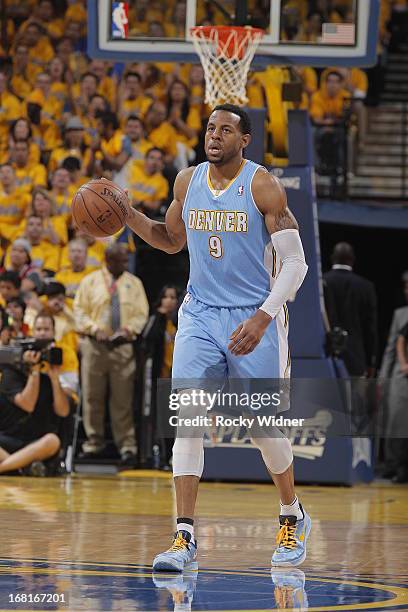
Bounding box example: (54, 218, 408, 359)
(259, 229, 308, 319)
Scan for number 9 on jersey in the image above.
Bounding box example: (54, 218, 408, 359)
(209, 235, 223, 259)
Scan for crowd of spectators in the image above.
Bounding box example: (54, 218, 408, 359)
(0, 0, 405, 474)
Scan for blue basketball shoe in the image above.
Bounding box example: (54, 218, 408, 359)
(271, 568, 308, 610)
(271, 506, 312, 567)
(153, 531, 198, 572)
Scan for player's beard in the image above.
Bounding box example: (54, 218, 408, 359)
(209, 152, 224, 165)
(208, 147, 239, 166)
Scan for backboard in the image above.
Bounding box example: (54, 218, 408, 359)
(88, 0, 380, 67)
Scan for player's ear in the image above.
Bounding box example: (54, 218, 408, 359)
(242, 133, 251, 148)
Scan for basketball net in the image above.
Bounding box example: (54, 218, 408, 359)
(190, 26, 264, 107)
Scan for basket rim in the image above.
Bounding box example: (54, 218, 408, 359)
(190, 25, 264, 40)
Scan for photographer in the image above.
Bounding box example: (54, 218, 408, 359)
(0, 312, 78, 475)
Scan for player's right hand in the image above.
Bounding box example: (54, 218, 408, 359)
(228, 310, 272, 356)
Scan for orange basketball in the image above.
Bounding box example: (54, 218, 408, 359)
(71, 178, 128, 237)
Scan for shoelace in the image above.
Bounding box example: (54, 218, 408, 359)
(276, 523, 297, 550)
(168, 533, 189, 552)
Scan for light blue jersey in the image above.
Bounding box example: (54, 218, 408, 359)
(173, 158, 290, 387)
(182, 159, 273, 307)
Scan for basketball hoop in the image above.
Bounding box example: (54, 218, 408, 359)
(190, 25, 264, 108)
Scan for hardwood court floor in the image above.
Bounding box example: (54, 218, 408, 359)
(0, 473, 407, 611)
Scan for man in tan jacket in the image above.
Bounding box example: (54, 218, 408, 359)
(74, 243, 148, 466)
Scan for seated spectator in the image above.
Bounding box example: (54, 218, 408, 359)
(25, 71, 64, 123)
(321, 66, 368, 101)
(166, 1, 187, 38)
(22, 266, 44, 289)
(50, 167, 76, 221)
(34, 193, 64, 245)
(48, 116, 90, 174)
(142, 63, 167, 101)
(3, 238, 40, 282)
(0, 312, 77, 476)
(60, 230, 107, 270)
(61, 156, 88, 192)
(10, 44, 32, 100)
(5, 1, 31, 23)
(310, 70, 351, 125)
(82, 94, 110, 145)
(128, 148, 169, 216)
(65, 0, 87, 25)
(117, 72, 152, 126)
(148, 21, 166, 38)
(15, 20, 54, 77)
(8, 118, 41, 166)
(42, 282, 78, 352)
(55, 36, 87, 83)
(310, 70, 352, 178)
(113, 116, 153, 187)
(0, 271, 21, 308)
(167, 79, 200, 167)
(280, 2, 302, 41)
(6, 296, 30, 338)
(65, 18, 86, 53)
(321, 66, 368, 140)
(17, 189, 68, 246)
(0, 70, 22, 162)
(71, 71, 99, 119)
(144, 101, 178, 164)
(188, 64, 206, 111)
(89, 59, 117, 110)
(87, 111, 123, 175)
(48, 56, 70, 109)
(297, 11, 324, 43)
(74, 243, 149, 464)
(0, 163, 30, 241)
(23, 281, 75, 344)
(5, 215, 60, 275)
(9, 139, 47, 193)
(55, 239, 94, 301)
(31, 0, 65, 40)
(24, 87, 61, 155)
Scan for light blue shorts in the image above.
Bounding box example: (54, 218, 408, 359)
(172, 294, 290, 390)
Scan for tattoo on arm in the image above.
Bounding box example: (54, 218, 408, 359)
(273, 207, 299, 233)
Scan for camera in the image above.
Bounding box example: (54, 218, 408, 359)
(0, 338, 63, 368)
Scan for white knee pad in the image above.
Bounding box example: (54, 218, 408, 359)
(172, 437, 204, 478)
(251, 430, 293, 475)
(171, 389, 210, 478)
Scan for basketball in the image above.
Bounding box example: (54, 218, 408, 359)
(71, 178, 129, 237)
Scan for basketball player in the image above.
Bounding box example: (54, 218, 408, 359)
(124, 104, 311, 570)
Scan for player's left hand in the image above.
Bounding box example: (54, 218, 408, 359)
(228, 310, 272, 356)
